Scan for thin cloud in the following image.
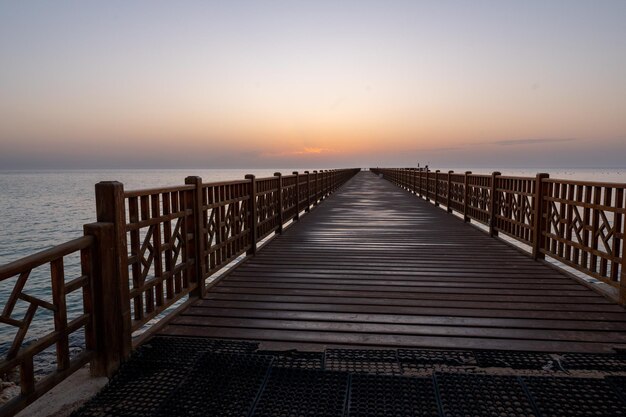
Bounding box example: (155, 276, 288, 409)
(260, 147, 335, 158)
(490, 138, 576, 146)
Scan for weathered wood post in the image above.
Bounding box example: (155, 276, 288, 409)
(245, 174, 258, 255)
(463, 171, 472, 222)
(425, 167, 430, 202)
(313, 170, 319, 205)
(417, 168, 422, 197)
(447, 171, 453, 213)
(434, 170, 440, 206)
(91, 181, 132, 376)
(489, 172, 501, 237)
(532, 173, 550, 260)
(621, 220, 626, 304)
(293, 171, 300, 220)
(185, 176, 206, 297)
(274, 172, 284, 234)
(305, 171, 311, 212)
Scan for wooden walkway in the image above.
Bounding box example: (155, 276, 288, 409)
(159, 171, 626, 353)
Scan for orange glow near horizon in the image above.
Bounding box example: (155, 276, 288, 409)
(1, 2, 625, 168)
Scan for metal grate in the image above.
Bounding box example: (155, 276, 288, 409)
(524, 376, 626, 416)
(325, 349, 401, 375)
(251, 368, 349, 417)
(347, 374, 439, 417)
(560, 353, 626, 372)
(257, 349, 324, 370)
(155, 352, 273, 417)
(435, 373, 539, 417)
(474, 350, 558, 370)
(72, 361, 189, 417)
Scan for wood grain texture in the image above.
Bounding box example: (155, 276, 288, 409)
(160, 171, 626, 353)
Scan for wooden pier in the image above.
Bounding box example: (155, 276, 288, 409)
(2, 167, 626, 416)
(162, 171, 626, 353)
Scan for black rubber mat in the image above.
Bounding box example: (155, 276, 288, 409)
(347, 374, 439, 417)
(74, 338, 626, 417)
(251, 368, 348, 417)
(608, 376, 626, 402)
(560, 353, 626, 372)
(155, 352, 273, 417)
(257, 349, 324, 370)
(474, 350, 558, 370)
(523, 376, 626, 416)
(325, 349, 401, 374)
(435, 373, 539, 417)
(72, 361, 189, 417)
(135, 336, 259, 365)
(398, 349, 475, 366)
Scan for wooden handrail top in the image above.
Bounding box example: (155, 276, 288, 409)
(124, 184, 196, 198)
(543, 177, 626, 188)
(200, 179, 251, 188)
(0, 235, 94, 281)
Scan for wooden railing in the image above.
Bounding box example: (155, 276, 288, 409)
(371, 167, 626, 304)
(0, 168, 359, 417)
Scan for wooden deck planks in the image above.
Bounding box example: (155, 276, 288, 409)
(159, 171, 626, 353)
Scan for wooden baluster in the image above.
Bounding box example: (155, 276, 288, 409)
(245, 174, 257, 255)
(463, 171, 472, 222)
(621, 207, 626, 304)
(84, 221, 125, 377)
(50, 258, 70, 371)
(313, 170, 319, 205)
(293, 171, 300, 220)
(532, 173, 549, 260)
(417, 168, 422, 197)
(274, 172, 283, 234)
(447, 171, 453, 213)
(305, 171, 311, 212)
(185, 176, 206, 297)
(434, 170, 440, 206)
(425, 167, 430, 202)
(489, 172, 501, 237)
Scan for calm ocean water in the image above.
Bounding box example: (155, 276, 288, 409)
(1, 167, 625, 373)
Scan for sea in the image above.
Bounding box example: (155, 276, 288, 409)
(1, 167, 625, 375)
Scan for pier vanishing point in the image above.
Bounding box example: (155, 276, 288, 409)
(2, 169, 626, 416)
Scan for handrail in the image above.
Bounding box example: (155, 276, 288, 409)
(0, 168, 360, 416)
(371, 167, 626, 305)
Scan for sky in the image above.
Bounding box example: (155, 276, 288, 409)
(1, 1, 625, 169)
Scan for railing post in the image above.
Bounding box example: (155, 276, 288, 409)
(619, 216, 626, 305)
(417, 169, 422, 197)
(313, 170, 319, 205)
(447, 171, 453, 213)
(84, 222, 122, 377)
(434, 170, 440, 206)
(463, 171, 472, 222)
(93, 182, 132, 370)
(274, 172, 284, 234)
(305, 171, 311, 212)
(489, 172, 501, 237)
(532, 173, 550, 260)
(293, 171, 300, 220)
(245, 174, 258, 255)
(425, 167, 430, 202)
(185, 176, 206, 297)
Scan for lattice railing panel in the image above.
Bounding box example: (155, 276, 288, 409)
(201, 180, 251, 277)
(125, 185, 197, 330)
(542, 179, 626, 286)
(494, 176, 536, 246)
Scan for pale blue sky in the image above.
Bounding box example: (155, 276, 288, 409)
(1, 1, 625, 168)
